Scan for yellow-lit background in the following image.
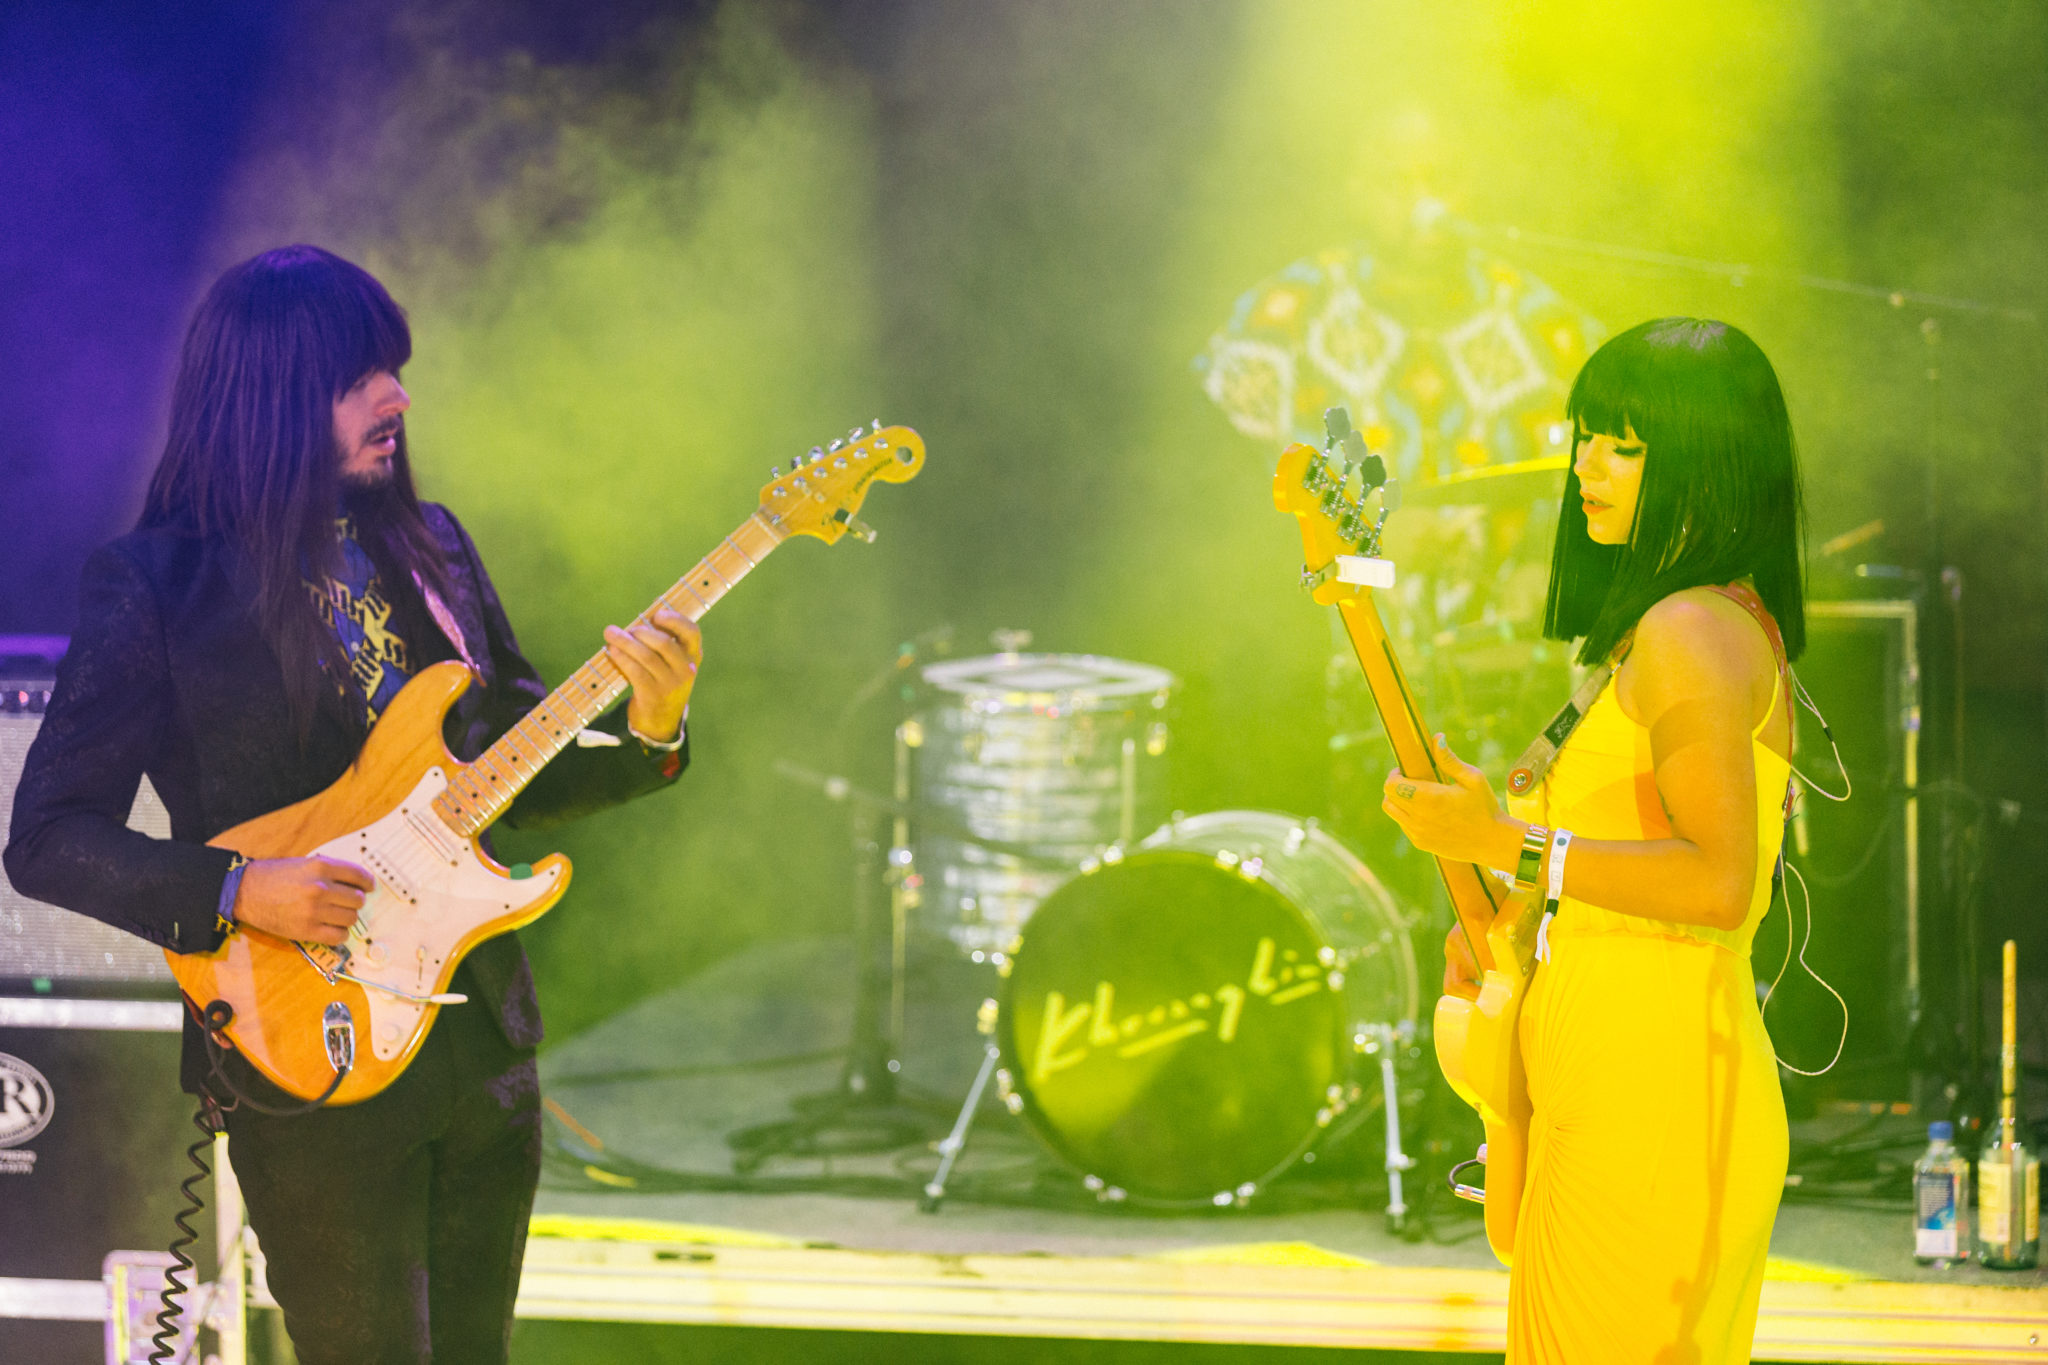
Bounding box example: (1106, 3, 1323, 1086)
(200, 0, 2046, 1039)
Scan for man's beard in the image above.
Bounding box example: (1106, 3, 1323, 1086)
(339, 429, 406, 520)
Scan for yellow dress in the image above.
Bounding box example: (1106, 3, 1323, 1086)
(1503, 595, 1791, 1363)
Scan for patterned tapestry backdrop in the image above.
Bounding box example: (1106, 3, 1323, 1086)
(1198, 235, 1605, 483)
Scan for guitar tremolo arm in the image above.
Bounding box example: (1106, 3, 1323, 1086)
(295, 940, 466, 1005)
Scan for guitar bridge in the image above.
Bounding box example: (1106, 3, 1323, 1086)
(298, 941, 351, 983)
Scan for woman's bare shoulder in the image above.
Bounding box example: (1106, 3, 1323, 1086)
(1624, 589, 1774, 703)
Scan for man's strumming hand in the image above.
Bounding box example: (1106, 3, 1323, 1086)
(232, 857, 374, 945)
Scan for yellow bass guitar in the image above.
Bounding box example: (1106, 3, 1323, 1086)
(1273, 413, 1543, 1264)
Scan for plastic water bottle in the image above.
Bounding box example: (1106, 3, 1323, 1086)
(1914, 1120, 1970, 1265)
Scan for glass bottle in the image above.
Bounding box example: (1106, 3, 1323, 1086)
(1978, 940, 2039, 1269)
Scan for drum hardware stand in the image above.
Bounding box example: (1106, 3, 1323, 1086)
(920, 1000, 1006, 1213)
(1361, 1020, 1418, 1233)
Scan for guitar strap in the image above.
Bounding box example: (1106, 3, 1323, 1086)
(1505, 653, 1620, 799)
(413, 571, 484, 678)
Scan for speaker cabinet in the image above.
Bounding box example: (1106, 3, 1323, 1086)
(1, 683, 175, 986)
(1774, 600, 1918, 1104)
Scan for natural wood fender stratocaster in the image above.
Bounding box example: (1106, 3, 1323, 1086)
(1273, 416, 1544, 1265)
(169, 423, 925, 1104)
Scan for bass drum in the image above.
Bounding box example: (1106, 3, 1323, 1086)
(995, 811, 1419, 1207)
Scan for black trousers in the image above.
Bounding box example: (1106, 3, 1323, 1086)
(220, 991, 540, 1365)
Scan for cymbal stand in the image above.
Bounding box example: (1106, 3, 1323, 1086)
(921, 1015, 1003, 1213)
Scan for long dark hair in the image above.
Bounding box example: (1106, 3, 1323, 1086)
(1543, 317, 1806, 665)
(141, 245, 453, 740)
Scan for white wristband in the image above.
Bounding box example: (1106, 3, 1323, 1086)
(1545, 828, 1573, 909)
(627, 716, 686, 752)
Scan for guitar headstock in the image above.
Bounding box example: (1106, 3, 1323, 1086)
(1273, 406, 1399, 606)
(760, 422, 926, 544)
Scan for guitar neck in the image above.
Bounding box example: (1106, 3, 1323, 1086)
(433, 511, 788, 836)
(1332, 595, 1507, 971)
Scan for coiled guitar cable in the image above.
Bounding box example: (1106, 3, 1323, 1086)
(146, 1099, 221, 1365)
(147, 999, 352, 1362)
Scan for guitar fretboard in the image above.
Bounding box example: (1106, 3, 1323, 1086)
(432, 510, 787, 837)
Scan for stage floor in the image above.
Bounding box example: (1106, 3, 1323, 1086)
(514, 937, 2048, 1361)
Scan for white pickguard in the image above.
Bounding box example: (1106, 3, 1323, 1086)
(309, 767, 563, 1061)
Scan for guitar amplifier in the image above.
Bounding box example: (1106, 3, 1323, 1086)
(0, 641, 211, 1359)
(1776, 599, 1919, 1104)
(1, 664, 175, 987)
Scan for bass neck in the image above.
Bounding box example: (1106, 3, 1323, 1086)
(1332, 593, 1508, 971)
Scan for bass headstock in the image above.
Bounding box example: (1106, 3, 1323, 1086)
(1272, 406, 1399, 606)
(760, 422, 926, 544)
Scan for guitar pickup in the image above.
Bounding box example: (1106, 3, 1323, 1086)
(1304, 556, 1397, 593)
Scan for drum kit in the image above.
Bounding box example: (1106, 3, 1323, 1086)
(833, 228, 1597, 1216)
(812, 645, 1421, 1219)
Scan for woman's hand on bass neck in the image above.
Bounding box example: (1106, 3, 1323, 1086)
(1381, 732, 1526, 875)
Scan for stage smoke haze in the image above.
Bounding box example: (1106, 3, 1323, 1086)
(205, 0, 889, 1032)
(1, 0, 2042, 1066)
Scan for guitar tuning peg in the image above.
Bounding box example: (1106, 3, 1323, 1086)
(810, 446, 825, 461)
(847, 426, 864, 444)
(870, 418, 883, 433)
(828, 438, 844, 453)
(1323, 406, 1354, 447)
(770, 465, 782, 478)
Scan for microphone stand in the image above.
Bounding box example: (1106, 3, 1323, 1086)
(726, 629, 1058, 1176)
(725, 760, 939, 1172)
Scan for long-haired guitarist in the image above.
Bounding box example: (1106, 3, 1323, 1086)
(1381, 318, 1802, 1362)
(4, 245, 702, 1363)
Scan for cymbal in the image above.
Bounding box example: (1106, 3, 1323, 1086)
(1403, 455, 1568, 508)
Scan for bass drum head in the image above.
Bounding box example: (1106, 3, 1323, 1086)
(999, 848, 1358, 1206)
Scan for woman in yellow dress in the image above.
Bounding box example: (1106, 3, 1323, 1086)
(1382, 317, 1803, 1362)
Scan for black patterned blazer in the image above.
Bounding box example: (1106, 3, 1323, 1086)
(3, 503, 686, 1090)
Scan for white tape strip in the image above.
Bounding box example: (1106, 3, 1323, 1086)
(1334, 556, 1396, 589)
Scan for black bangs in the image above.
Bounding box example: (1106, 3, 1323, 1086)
(1564, 334, 1646, 442)
(331, 258, 412, 394)
(1542, 317, 1806, 665)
